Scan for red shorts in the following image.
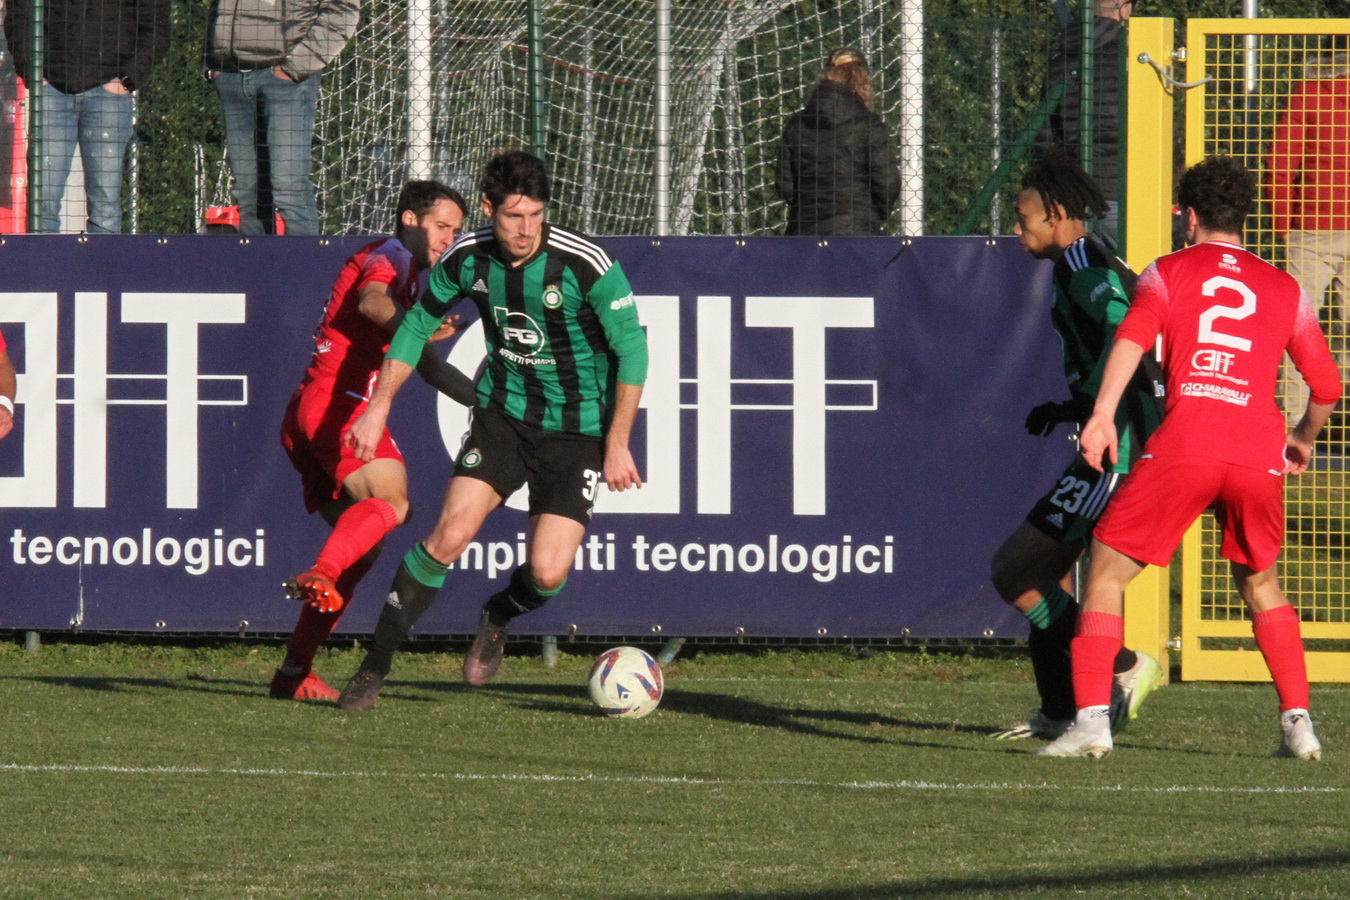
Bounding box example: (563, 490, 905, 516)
(1094, 454, 1284, 571)
(280, 382, 403, 513)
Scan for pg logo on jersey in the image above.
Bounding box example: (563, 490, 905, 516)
(493, 306, 549, 361)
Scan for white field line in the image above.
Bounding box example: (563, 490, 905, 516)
(0, 763, 1339, 795)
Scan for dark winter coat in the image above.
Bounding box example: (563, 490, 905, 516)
(777, 80, 902, 235)
(7, 0, 171, 93)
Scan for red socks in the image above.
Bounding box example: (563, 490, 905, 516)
(1071, 610, 1123, 710)
(283, 498, 399, 673)
(314, 498, 400, 580)
(1253, 604, 1310, 712)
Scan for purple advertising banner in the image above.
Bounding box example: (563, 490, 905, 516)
(0, 235, 1067, 639)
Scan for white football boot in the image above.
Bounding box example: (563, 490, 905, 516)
(1037, 706, 1113, 758)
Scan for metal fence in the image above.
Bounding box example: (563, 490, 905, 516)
(0, 0, 1067, 237)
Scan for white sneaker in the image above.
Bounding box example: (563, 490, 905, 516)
(992, 708, 1073, 741)
(1275, 709, 1323, 760)
(1109, 651, 1163, 729)
(1037, 707, 1113, 758)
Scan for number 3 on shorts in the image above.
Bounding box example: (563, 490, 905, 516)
(582, 469, 604, 501)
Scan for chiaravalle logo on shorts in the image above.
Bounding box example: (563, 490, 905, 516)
(461, 449, 483, 468)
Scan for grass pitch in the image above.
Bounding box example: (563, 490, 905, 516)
(0, 640, 1346, 899)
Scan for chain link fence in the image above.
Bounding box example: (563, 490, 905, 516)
(1, 0, 1073, 237)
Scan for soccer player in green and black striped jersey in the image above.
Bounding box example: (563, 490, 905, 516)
(336, 151, 648, 710)
(988, 157, 1164, 741)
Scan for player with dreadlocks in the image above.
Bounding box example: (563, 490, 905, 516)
(988, 155, 1165, 741)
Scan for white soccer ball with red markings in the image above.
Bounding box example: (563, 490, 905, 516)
(587, 646, 663, 718)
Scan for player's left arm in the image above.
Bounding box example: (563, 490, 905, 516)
(587, 261, 648, 492)
(1285, 289, 1343, 474)
(604, 381, 644, 492)
(357, 282, 458, 342)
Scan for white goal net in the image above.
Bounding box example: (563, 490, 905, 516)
(311, 0, 1053, 238)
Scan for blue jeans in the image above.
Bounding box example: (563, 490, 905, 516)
(213, 70, 321, 235)
(35, 82, 133, 234)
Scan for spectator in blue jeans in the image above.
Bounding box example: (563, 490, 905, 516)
(7, 0, 171, 234)
(204, 0, 358, 236)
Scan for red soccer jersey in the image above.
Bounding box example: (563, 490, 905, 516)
(0, 326, 6, 353)
(298, 237, 420, 402)
(1115, 241, 1341, 472)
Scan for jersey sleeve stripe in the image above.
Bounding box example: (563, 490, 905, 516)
(547, 227, 613, 275)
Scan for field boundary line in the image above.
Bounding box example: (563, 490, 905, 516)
(1, 762, 1339, 795)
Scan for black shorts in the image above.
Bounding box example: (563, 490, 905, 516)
(454, 406, 605, 526)
(1025, 455, 1122, 545)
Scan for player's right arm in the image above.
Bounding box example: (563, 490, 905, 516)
(345, 356, 414, 462)
(1081, 337, 1147, 472)
(346, 260, 467, 460)
(1082, 263, 1168, 471)
(0, 346, 15, 441)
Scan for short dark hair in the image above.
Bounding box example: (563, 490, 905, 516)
(1177, 156, 1255, 235)
(395, 180, 468, 230)
(479, 150, 550, 209)
(1021, 155, 1109, 223)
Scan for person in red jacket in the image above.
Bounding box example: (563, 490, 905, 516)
(1267, 38, 1350, 422)
(1040, 156, 1341, 761)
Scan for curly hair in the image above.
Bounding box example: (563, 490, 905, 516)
(1177, 156, 1255, 235)
(1020, 155, 1110, 223)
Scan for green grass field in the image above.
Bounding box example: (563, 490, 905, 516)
(1, 640, 1346, 899)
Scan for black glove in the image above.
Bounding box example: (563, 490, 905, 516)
(416, 344, 477, 406)
(1024, 399, 1087, 437)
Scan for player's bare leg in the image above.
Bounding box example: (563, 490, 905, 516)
(465, 513, 586, 686)
(338, 476, 500, 710)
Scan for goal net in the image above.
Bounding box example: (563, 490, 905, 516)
(311, 0, 1056, 237)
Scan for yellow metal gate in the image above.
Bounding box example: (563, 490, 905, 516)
(1158, 19, 1350, 681)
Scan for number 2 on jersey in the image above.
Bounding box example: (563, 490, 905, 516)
(1197, 276, 1255, 352)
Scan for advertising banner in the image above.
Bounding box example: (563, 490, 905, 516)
(0, 235, 1065, 639)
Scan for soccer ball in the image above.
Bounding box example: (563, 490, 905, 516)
(587, 646, 663, 718)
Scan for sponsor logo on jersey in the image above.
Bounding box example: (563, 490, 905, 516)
(497, 308, 548, 359)
(543, 285, 563, 309)
(1219, 253, 1242, 273)
(611, 293, 636, 311)
(1180, 382, 1251, 406)
(472, 278, 488, 294)
(461, 449, 483, 468)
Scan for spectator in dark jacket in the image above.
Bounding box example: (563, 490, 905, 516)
(7, 0, 171, 233)
(777, 48, 902, 235)
(204, 0, 358, 235)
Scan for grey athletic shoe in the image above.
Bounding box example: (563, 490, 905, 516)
(1275, 709, 1323, 760)
(463, 608, 508, 687)
(337, 668, 386, 712)
(992, 709, 1073, 741)
(1037, 707, 1113, 758)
